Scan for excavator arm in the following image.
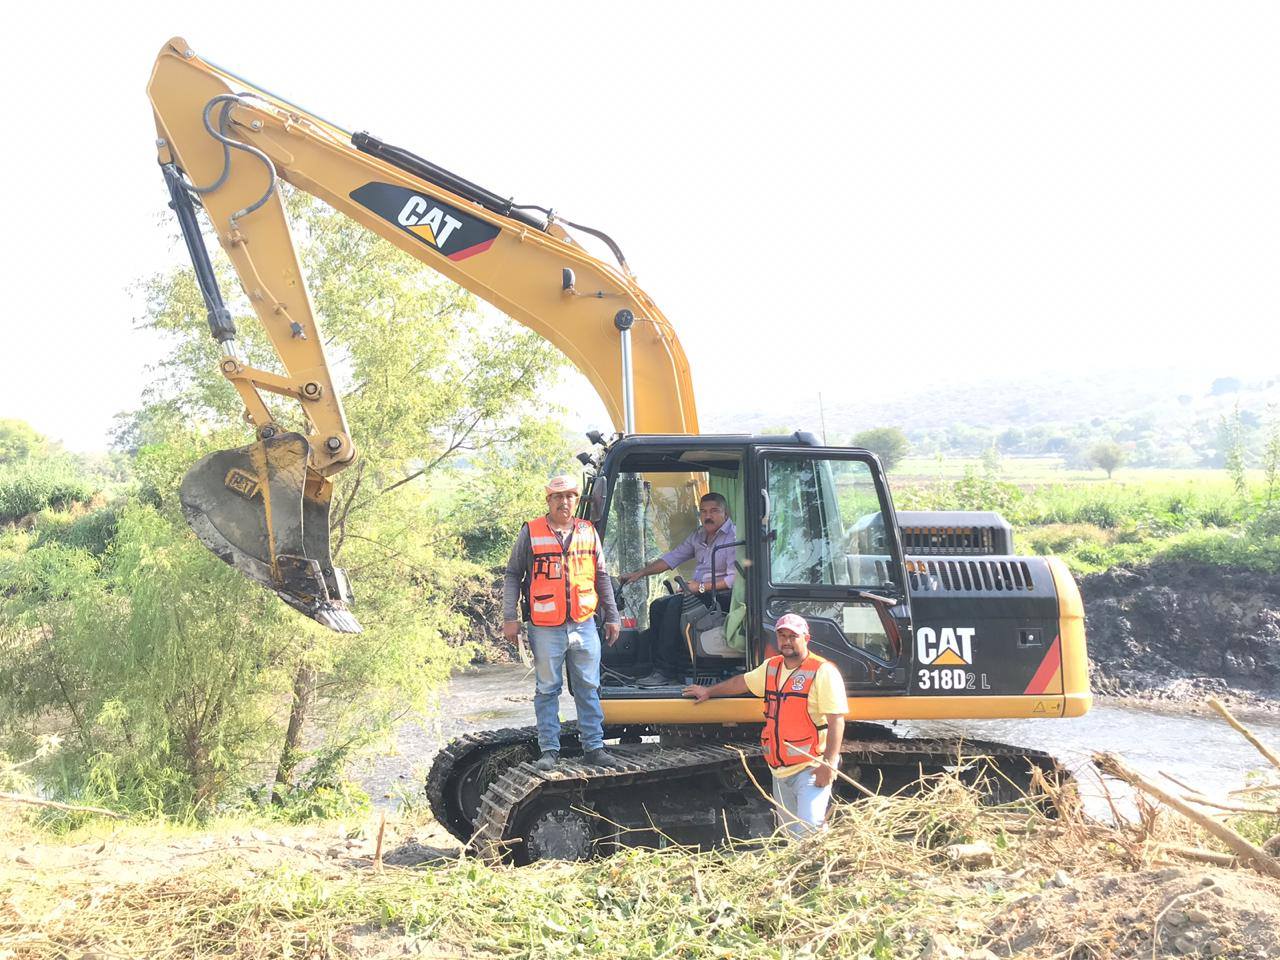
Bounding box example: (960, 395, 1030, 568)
(147, 37, 698, 631)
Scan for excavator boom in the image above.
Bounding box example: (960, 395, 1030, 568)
(147, 37, 697, 629)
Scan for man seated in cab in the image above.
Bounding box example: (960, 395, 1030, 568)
(619, 492, 737, 687)
(682, 614, 847, 837)
(503, 474, 623, 772)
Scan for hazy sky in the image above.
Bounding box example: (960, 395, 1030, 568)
(4, 2, 1280, 450)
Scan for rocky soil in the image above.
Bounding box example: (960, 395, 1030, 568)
(982, 866, 1280, 959)
(1081, 562, 1280, 710)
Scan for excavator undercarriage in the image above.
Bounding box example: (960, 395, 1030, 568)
(427, 723, 1065, 865)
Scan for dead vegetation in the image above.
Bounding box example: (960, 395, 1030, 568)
(1, 706, 1277, 959)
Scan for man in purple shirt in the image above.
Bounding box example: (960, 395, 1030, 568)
(619, 492, 738, 686)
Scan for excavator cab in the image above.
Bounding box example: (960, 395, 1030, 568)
(592, 433, 912, 696)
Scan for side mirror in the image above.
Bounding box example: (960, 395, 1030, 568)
(587, 475, 608, 523)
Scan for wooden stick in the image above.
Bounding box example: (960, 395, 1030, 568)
(1160, 845, 1239, 867)
(1180, 795, 1280, 816)
(0, 792, 123, 819)
(1208, 697, 1280, 772)
(1094, 752, 1280, 879)
(373, 809, 387, 871)
(1159, 769, 1203, 795)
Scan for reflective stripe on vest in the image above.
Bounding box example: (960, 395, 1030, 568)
(761, 654, 828, 769)
(526, 516, 599, 626)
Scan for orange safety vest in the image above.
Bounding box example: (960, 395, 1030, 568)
(525, 516, 600, 626)
(761, 654, 829, 769)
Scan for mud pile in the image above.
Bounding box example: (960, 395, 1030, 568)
(1081, 562, 1280, 707)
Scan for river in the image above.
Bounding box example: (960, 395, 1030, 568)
(359, 663, 1280, 816)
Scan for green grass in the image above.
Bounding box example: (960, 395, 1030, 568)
(0, 461, 97, 524)
(890, 460, 1280, 574)
(894, 456, 1265, 486)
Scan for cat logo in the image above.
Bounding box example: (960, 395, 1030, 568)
(349, 182, 501, 262)
(224, 468, 260, 501)
(915, 626, 975, 667)
(396, 196, 464, 248)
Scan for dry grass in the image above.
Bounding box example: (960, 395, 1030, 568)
(1, 766, 1277, 959)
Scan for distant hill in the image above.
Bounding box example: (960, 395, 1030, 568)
(703, 368, 1280, 468)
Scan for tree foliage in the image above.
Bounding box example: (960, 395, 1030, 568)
(851, 427, 910, 472)
(1220, 405, 1248, 496)
(1088, 442, 1127, 479)
(1, 191, 573, 815)
(0, 419, 53, 466)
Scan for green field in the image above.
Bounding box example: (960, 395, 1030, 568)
(893, 456, 1264, 487)
(883, 458, 1280, 574)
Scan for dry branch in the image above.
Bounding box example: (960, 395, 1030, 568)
(1180, 794, 1280, 816)
(1094, 752, 1280, 880)
(1208, 697, 1280, 772)
(374, 809, 387, 871)
(0, 792, 123, 819)
(1160, 845, 1239, 867)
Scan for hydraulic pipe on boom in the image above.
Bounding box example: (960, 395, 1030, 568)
(147, 37, 698, 631)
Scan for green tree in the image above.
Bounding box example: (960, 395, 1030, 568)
(1089, 442, 1127, 479)
(1221, 404, 1248, 496)
(851, 427, 910, 472)
(980, 441, 1002, 476)
(0, 419, 53, 466)
(1, 190, 569, 814)
(1263, 412, 1280, 507)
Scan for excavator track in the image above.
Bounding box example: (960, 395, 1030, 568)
(447, 726, 1064, 864)
(426, 723, 580, 840)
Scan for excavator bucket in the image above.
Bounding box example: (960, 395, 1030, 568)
(179, 433, 362, 633)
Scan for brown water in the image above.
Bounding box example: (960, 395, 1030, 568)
(359, 663, 1280, 815)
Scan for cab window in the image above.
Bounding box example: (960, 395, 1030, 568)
(765, 456, 892, 588)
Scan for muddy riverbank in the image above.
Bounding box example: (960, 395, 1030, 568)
(1081, 561, 1280, 711)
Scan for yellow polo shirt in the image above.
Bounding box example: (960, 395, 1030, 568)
(744, 658, 849, 778)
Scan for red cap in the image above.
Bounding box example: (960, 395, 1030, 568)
(774, 613, 809, 638)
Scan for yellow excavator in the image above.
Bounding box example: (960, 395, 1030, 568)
(148, 38, 1089, 862)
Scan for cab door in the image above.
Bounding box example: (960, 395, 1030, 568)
(746, 446, 911, 693)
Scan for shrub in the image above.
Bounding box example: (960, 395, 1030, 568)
(0, 463, 95, 523)
(34, 505, 120, 555)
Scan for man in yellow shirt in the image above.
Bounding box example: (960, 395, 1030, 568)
(683, 613, 848, 837)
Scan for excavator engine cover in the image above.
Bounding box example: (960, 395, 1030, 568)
(179, 433, 362, 633)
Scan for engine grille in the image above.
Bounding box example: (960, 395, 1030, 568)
(906, 557, 1035, 593)
(900, 525, 996, 556)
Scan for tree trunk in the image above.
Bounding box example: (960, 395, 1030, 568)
(272, 663, 316, 802)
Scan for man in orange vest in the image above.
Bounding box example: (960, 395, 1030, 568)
(682, 613, 847, 836)
(503, 474, 623, 772)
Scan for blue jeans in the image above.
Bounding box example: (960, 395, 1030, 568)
(528, 617, 605, 753)
(771, 767, 833, 838)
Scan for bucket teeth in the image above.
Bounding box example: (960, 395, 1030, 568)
(179, 433, 362, 634)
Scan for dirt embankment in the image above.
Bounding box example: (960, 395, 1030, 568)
(1081, 562, 1280, 711)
